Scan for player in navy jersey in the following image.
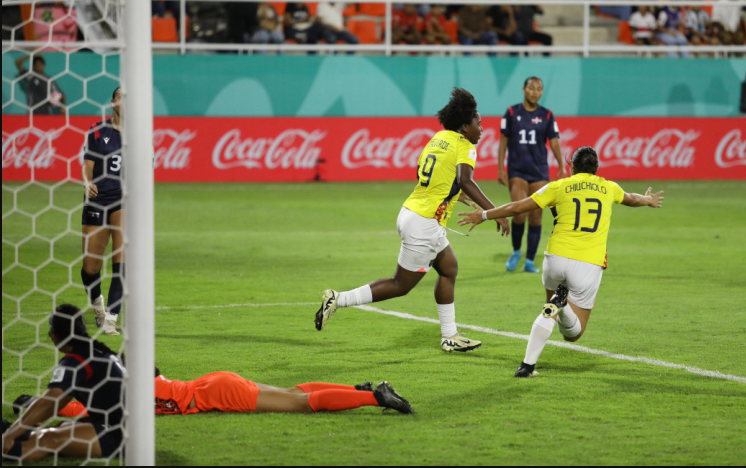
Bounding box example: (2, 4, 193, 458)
(498, 77, 567, 273)
(2, 305, 124, 461)
(81, 87, 124, 335)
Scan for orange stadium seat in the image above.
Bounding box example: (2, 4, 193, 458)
(343, 4, 358, 16)
(347, 19, 379, 44)
(618, 21, 634, 44)
(269, 2, 286, 16)
(152, 17, 178, 42)
(359, 3, 386, 17)
(307, 3, 318, 16)
(443, 20, 458, 44)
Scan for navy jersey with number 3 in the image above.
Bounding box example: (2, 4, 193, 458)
(501, 104, 560, 182)
(84, 118, 122, 204)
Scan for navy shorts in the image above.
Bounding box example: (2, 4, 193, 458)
(82, 193, 122, 227)
(508, 166, 549, 184)
(93, 424, 123, 458)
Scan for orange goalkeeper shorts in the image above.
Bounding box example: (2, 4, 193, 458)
(189, 372, 259, 414)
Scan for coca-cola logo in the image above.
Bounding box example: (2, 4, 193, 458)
(715, 129, 746, 168)
(595, 128, 699, 168)
(342, 128, 434, 169)
(213, 129, 325, 170)
(153, 129, 195, 169)
(2, 128, 58, 169)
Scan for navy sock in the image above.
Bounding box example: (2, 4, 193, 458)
(108, 263, 125, 315)
(526, 225, 542, 261)
(81, 268, 102, 301)
(511, 220, 525, 252)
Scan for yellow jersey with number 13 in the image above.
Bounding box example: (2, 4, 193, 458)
(531, 172, 625, 267)
(403, 130, 477, 227)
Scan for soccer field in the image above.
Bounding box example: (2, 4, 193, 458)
(2, 180, 745, 465)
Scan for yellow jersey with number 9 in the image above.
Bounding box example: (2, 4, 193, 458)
(531, 172, 625, 267)
(403, 130, 477, 227)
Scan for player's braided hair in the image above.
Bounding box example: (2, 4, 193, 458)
(572, 146, 599, 174)
(437, 88, 478, 132)
(49, 304, 117, 357)
(112, 86, 121, 101)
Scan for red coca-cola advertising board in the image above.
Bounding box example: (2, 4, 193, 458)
(3, 115, 745, 182)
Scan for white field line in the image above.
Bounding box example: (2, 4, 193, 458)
(5, 301, 744, 384)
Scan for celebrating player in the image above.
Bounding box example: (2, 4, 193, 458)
(315, 88, 510, 353)
(498, 76, 567, 273)
(12, 373, 414, 419)
(458, 147, 664, 377)
(81, 87, 124, 335)
(2, 305, 124, 461)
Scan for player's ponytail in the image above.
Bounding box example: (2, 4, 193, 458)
(49, 304, 118, 358)
(571, 146, 599, 175)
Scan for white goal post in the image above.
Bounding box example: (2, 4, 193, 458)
(122, 1, 155, 466)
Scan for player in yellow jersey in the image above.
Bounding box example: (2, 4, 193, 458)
(314, 88, 510, 352)
(457, 146, 664, 376)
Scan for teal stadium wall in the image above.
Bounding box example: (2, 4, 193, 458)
(2, 54, 745, 117)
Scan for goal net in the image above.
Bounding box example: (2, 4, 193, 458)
(2, 1, 153, 464)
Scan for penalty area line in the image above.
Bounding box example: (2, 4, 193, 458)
(353, 304, 746, 384)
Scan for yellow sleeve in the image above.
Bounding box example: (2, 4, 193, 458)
(610, 182, 625, 204)
(531, 181, 559, 209)
(456, 139, 477, 169)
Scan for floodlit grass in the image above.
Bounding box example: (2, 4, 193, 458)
(3, 180, 745, 465)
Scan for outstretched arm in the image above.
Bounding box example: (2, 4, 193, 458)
(15, 55, 29, 73)
(2, 388, 71, 455)
(621, 187, 664, 208)
(457, 163, 510, 236)
(458, 196, 540, 232)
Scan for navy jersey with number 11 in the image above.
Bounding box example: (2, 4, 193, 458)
(501, 104, 560, 182)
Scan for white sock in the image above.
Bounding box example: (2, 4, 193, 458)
(523, 314, 556, 365)
(437, 303, 457, 338)
(337, 285, 373, 308)
(558, 304, 582, 339)
(104, 312, 118, 323)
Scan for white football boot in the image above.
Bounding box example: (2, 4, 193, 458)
(92, 295, 106, 328)
(315, 289, 339, 331)
(440, 334, 481, 352)
(101, 313, 120, 336)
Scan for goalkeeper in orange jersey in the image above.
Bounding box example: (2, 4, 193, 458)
(10, 371, 414, 419)
(458, 146, 664, 377)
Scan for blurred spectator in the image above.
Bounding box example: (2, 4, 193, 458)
(226, 2, 259, 44)
(392, 4, 422, 45)
(487, 5, 522, 48)
(253, 3, 283, 47)
(423, 4, 451, 44)
(513, 5, 553, 56)
(629, 5, 657, 45)
(14, 54, 66, 115)
(317, 2, 359, 50)
(656, 6, 689, 58)
(458, 5, 497, 56)
(284, 3, 326, 45)
(712, 0, 745, 46)
(740, 74, 746, 114)
(685, 6, 719, 51)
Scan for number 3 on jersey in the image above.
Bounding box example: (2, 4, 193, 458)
(572, 198, 602, 233)
(420, 154, 436, 187)
(109, 154, 122, 173)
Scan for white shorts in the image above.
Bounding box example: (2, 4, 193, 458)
(542, 253, 603, 309)
(397, 207, 449, 273)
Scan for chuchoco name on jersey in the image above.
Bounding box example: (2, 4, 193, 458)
(565, 181, 608, 194)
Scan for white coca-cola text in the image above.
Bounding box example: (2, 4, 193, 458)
(595, 128, 699, 168)
(342, 128, 434, 169)
(153, 129, 195, 169)
(715, 129, 746, 168)
(2, 128, 58, 169)
(212, 129, 325, 170)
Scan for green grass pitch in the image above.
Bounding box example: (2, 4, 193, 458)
(2, 180, 745, 465)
